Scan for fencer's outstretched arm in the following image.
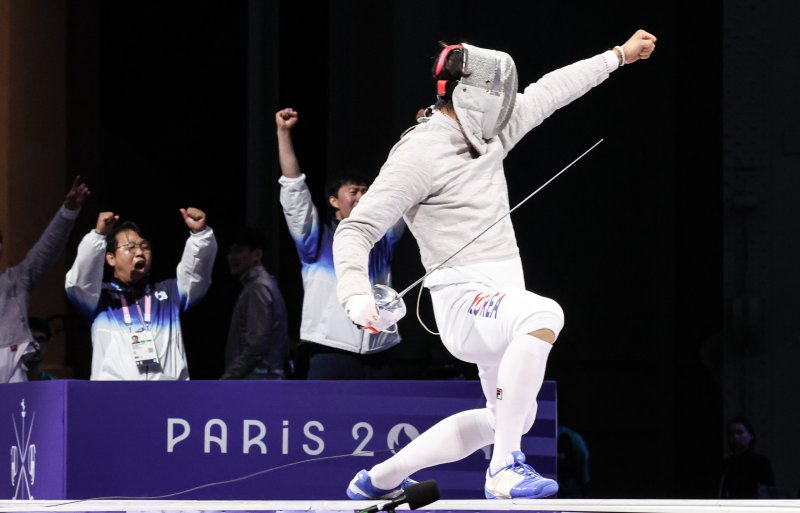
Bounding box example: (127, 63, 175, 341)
(276, 108, 301, 179)
(499, 29, 658, 153)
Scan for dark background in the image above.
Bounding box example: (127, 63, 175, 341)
(47, 0, 800, 501)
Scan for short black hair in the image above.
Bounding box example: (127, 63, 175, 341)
(106, 221, 146, 253)
(728, 415, 757, 445)
(228, 226, 268, 252)
(325, 174, 371, 200)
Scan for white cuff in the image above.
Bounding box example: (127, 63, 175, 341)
(278, 173, 306, 185)
(601, 49, 620, 74)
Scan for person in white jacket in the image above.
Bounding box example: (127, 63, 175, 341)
(334, 31, 656, 500)
(65, 208, 217, 380)
(276, 108, 405, 379)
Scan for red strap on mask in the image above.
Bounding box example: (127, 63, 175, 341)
(434, 44, 463, 77)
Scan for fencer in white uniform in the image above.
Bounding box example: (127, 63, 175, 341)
(334, 30, 657, 500)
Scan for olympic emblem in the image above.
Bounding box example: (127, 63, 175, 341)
(10, 399, 36, 500)
(386, 423, 419, 454)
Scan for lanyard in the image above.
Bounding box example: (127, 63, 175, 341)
(120, 294, 152, 331)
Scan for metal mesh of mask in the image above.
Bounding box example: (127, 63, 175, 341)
(454, 44, 518, 142)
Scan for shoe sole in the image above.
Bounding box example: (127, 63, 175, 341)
(484, 482, 559, 499)
(347, 481, 404, 500)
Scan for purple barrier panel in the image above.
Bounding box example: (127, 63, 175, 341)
(0, 381, 68, 500)
(2, 380, 555, 500)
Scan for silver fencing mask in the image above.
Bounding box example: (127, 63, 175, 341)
(451, 43, 518, 154)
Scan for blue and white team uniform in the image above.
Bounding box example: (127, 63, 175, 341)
(65, 227, 217, 380)
(279, 173, 404, 354)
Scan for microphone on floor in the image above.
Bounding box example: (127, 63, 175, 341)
(356, 480, 441, 513)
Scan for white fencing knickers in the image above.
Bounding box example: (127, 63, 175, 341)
(366, 258, 564, 489)
(426, 257, 564, 419)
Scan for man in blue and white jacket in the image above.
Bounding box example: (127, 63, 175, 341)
(65, 208, 217, 380)
(276, 107, 404, 379)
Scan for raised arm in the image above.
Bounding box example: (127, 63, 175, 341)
(65, 211, 116, 318)
(17, 176, 90, 291)
(499, 29, 657, 152)
(276, 107, 321, 262)
(176, 207, 217, 310)
(276, 107, 301, 179)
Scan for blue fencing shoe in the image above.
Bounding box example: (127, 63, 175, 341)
(347, 469, 418, 500)
(484, 451, 559, 499)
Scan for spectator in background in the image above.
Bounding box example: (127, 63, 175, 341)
(0, 176, 90, 383)
(65, 208, 217, 380)
(221, 226, 290, 380)
(557, 425, 591, 497)
(275, 107, 405, 379)
(21, 317, 58, 381)
(718, 416, 775, 499)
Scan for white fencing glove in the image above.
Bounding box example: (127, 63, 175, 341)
(345, 294, 379, 327)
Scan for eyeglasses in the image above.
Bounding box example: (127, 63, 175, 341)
(115, 241, 152, 253)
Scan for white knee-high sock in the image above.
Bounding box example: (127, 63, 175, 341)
(489, 334, 552, 472)
(370, 408, 494, 490)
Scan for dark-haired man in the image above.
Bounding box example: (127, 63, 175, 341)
(221, 226, 289, 380)
(275, 107, 404, 379)
(65, 208, 217, 380)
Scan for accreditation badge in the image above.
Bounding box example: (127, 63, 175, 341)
(130, 330, 159, 367)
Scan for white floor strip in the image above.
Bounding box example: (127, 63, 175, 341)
(0, 499, 799, 513)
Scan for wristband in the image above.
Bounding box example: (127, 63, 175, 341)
(613, 45, 625, 66)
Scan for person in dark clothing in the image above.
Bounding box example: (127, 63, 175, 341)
(557, 425, 590, 497)
(21, 317, 58, 381)
(718, 416, 775, 499)
(221, 226, 289, 380)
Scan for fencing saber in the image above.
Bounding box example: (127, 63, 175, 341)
(365, 138, 604, 333)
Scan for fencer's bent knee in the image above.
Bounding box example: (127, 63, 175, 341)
(529, 328, 556, 344)
(518, 294, 564, 341)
